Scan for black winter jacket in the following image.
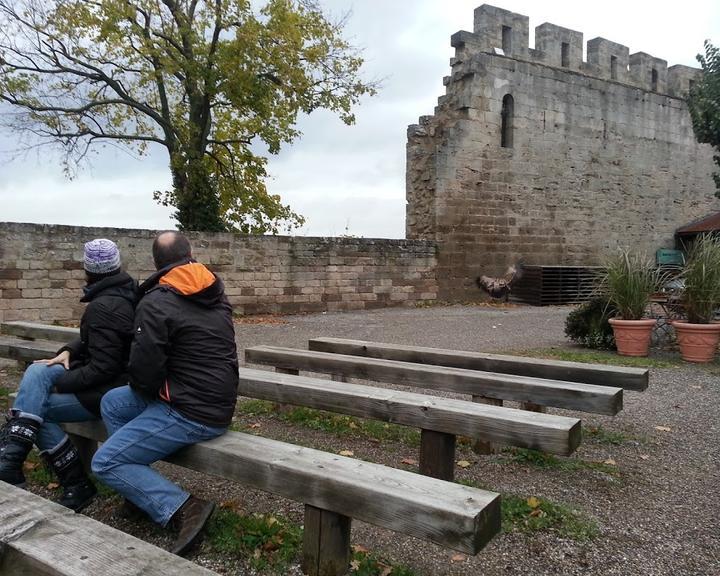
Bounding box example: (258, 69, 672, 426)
(127, 260, 239, 427)
(54, 272, 137, 415)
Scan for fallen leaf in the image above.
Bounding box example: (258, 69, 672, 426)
(47, 482, 59, 490)
(249, 422, 261, 429)
(339, 450, 354, 457)
(348, 421, 358, 429)
(266, 516, 278, 526)
(456, 460, 472, 468)
(603, 458, 617, 466)
(526, 496, 541, 509)
(639, 455, 650, 460)
(529, 508, 546, 518)
(654, 426, 672, 432)
(349, 560, 361, 570)
(253, 549, 262, 559)
(450, 553, 467, 563)
(22, 462, 38, 471)
(351, 544, 369, 554)
(378, 563, 392, 576)
(401, 458, 418, 466)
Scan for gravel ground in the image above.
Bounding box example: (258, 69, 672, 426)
(2, 303, 719, 576)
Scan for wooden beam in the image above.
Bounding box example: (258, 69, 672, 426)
(244, 346, 623, 416)
(0, 481, 219, 576)
(308, 337, 648, 391)
(236, 368, 581, 456)
(61, 421, 501, 555)
(0, 336, 59, 363)
(1, 321, 78, 343)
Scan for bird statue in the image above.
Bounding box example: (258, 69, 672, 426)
(476, 262, 524, 302)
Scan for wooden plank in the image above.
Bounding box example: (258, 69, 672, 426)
(61, 421, 501, 555)
(419, 430, 456, 480)
(0, 336, 59, 363)
(308, 337, 648, 391)
(0, 481, 219, 576)
(302, 505, 352, 576)
(237, 368, 581, 456)
(245, 346, 623, 415)
(1, 321, 78, 343)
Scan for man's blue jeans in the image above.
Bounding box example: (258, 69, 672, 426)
(12, 363, 97, 452)
(92, 385, 226, 526)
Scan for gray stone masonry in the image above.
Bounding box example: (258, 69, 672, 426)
(0, 223, 438, 323)
(407, 3, 717, 301)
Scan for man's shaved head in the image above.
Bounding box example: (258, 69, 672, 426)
(152, 231, 192, 270)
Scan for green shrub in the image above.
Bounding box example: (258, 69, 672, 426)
(681, 234, 720, 323)
(564, 298, 617, 349)
(603, 250, 665, 319)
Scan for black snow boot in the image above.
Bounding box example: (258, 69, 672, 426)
(0, 415, 41, 486)
(43, 438, 97, 512)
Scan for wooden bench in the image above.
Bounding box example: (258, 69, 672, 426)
(2, 320, 79, 343)
(0, 321, 78, 365)
(243, 346, 624, 416)
(0, 329, 581, 482)
(308, 337, 649, 391)
(237, 367, 581, 480)
(0, 481, 219, 576)
(0, 327, 503, 575)
(54, 420, 500, 575)
(0, 335, 60, 364)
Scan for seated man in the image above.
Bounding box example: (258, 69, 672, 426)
(92, 231, 239, 556)
(0, 239, 137, 511)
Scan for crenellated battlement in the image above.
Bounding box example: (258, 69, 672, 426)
(454, 4, 701, 97)
(406, 3, 717, 302)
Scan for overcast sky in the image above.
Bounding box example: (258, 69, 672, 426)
(1, 0, 719, 238)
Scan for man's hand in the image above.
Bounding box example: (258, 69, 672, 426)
(34, 350, 70, 369)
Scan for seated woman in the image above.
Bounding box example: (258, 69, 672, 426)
(0, 239, 136, 512)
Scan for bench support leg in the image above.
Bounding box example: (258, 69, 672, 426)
(520, 402, 547, 413)
(274, 367, 299, 414)
(472, 396, 503, 455)
(302, 505, 352, 576)
(419, 429, 456, 481)
(69, 433, 98, 474)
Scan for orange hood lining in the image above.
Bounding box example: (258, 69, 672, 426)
(159, 262, 215, 296)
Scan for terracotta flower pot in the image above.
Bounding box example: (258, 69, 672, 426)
(671, 321, 720, 363)
(608, 318, 656, 357)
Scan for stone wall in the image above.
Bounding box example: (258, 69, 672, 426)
(407, 4, 719, 301)
(0, 222, 438, 323)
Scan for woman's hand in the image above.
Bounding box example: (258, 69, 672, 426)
(33, 350, 70, 369)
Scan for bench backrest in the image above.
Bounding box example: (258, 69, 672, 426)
(244, 346, 623, 415)
(308, 337, 648, 391)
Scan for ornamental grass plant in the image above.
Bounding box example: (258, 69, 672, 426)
(603, 250, 664, 320)
(680, 234, 720, 324)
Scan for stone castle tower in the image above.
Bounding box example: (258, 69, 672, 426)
(406, 4, 717, 301)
